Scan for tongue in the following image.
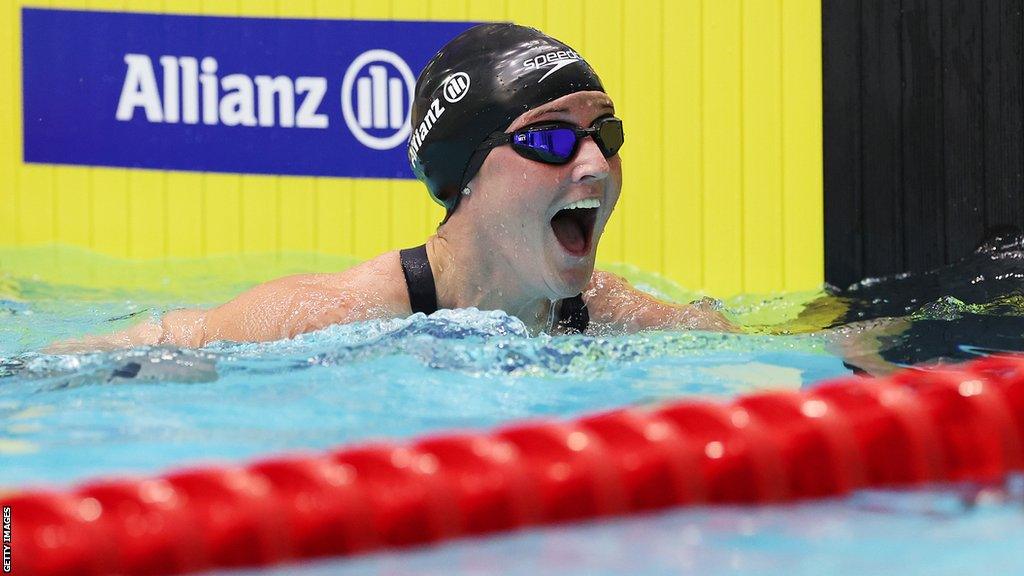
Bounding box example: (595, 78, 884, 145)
(551, 210, 586, 255)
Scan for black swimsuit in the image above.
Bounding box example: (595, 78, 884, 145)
(399, 244, 589, 334)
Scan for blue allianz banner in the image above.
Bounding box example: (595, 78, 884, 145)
(21, 8, 476, 178)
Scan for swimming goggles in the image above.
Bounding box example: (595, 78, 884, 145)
(477, 116, 624, 165)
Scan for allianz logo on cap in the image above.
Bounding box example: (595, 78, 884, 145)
(115, 49, 416, 151)
(406, 71, 471, 164)
(442, 72, 470, 103)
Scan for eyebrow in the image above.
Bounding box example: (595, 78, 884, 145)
(529, 106, 570, 119)
(530, 102, 616, 120)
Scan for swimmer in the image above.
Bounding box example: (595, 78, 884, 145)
(49, 24, 742, 353)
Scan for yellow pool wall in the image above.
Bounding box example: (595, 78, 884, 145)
(0, 0, 823, 297)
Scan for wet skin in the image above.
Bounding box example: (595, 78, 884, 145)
(424, 91, 622, 332)
(48, 92, 737, 352)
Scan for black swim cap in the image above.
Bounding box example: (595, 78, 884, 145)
(408, 24, 605, 218)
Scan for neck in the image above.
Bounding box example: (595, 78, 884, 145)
(425, 226, 554, 334)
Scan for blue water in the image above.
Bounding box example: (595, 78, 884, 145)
(1, 307, 844, 487)
(2, 253, 1023, 576)
(215, 486, 1024, 576)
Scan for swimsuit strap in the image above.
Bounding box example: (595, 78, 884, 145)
(398, 243, 590, 333)
(556, 293, 590, 334)
(399, 244, 439, 315)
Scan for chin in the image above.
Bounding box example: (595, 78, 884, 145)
(541, 225, 598, 297)
(547, 260, 594, 298)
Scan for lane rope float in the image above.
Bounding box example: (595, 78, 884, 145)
(5, 354, 1024, 576)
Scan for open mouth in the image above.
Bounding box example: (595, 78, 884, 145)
(550, 198, 599, 257)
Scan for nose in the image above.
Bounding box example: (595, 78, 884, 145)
(571, 136, 611, 184)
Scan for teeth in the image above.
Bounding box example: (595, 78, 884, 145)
(561, 198, 601, 211)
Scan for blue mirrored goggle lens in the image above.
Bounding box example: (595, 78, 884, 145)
(509, 119, 624, 164)
(513, 128, 579, 163)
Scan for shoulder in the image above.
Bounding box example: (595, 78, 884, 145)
(334, 250, 402, 286)
(274, 250, 408, 306)
(579, 269, 647, 328)
(582, 269, 642, 313)
(583, 269, 633, 299)
(321, 250, 411, 319)
(579, 269, 739, 333)
(204, 251, 411, 342)
(271, 251, 411, 333)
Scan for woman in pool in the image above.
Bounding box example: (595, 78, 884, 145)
(55, 24, 740, 352)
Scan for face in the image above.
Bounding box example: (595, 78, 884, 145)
(459, 91, 622, 300)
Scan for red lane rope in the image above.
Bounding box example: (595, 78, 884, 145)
(5, 355, 1024, 576)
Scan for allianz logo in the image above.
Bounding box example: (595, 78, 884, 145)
(115, 50, 416, 150)
(407, 72, 471, 163)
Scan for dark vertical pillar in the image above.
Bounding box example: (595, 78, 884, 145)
(941, 0, 987, 260)
(823, 0, 1024, 287)
(860, 0, 904, 277)
(823, 0, 864, 287)
(901, 0, 946, 272)
(982, 0, 1024, 231)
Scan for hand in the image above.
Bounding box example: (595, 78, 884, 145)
(45, 320, 163, 354)
(671, 298, 742, 333)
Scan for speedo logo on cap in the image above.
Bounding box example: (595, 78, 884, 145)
(523, 49, 583, 82)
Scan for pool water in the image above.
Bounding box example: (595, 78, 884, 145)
(214, 487, 1024, 576)
(2, 245, 1023, 575)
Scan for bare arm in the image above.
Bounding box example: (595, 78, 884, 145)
(583, 270, 740, 333)
(47, 255, 406, 353)
(581, 270, 913, 377)
(199, 273, 379, 343)
(45, 308, 206, 353)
